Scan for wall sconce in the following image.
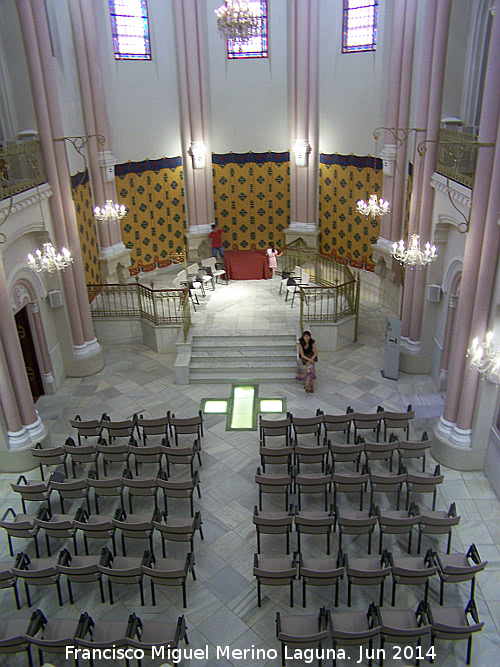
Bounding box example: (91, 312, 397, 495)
(292, 139, 311, 167)
(188, 141, 208, 169)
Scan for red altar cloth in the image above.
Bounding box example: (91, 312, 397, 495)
(224, 250, 271, 280)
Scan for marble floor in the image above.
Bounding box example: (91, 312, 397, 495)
(2, 278, 500, 666)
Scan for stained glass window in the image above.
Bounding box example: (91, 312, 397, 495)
(227, 1, 268, 59)
(109, 0, 151, 60)
(342, 0, 378, 53)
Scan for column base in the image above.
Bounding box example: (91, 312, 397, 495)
(99, 247, 133, 283)
(284, 222, 319, 250)
(186, 225, 212, 263)
(433, 419, 487, 470)
(399, 339, 428, 374)
(70, 339, 105, 376)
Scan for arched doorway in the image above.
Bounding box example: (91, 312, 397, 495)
(15, 305, 44, 401)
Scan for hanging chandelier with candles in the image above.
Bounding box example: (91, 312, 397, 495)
(94, 199, 127, 223)
(468, 332, 500, 382)
(27, 243, 73, 273)
(356, 193, 391, 219)
(391, 234, 437, 267)
(214, 1, 261, 44)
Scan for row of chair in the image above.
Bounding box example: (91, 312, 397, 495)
(254, 502, 461, 557)
(0, 607, 188, 667)
(8, 545, 196, 610)
(11, 465, 202, 517)
(275, 599, 483, 667)
(32, 434, 203, 481)
(253, 544, 486, 611)
(262, 434, 431, 475)
(69, 411, 203, 448)
(260, 407, 415, 447)
(1, 504, 204, 560)
(255, 463, 444, 513)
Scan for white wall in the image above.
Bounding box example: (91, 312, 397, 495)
(441, 0, 475, 122)
(0, 0, 37, 140)
(206, 0, 289, 152)
(318, 0, 392, 155)
(94, 0, 182, 162)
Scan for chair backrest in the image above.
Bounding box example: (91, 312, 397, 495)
(255, 468, 292, 492)
(136, 414, 170, 438)
(291, 414, 323, 444)
(102, 419, 136, 439)
(170, 412, 203, 441)
(201, 257, 216, 271)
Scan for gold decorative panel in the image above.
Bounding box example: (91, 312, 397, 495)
(318, 154, 383, 271)
(72, 172, 101, 284)
(212, 152, 290, 251)
(115, 157, 186, 275)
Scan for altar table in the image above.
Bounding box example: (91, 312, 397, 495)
(224, 250, 271, 280)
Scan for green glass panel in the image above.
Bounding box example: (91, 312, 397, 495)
(203, 400, 228, 414)
(260, 399, 284, 413)
(231, 386, 255, 429)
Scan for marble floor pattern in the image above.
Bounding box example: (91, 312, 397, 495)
(2, 277, 500, 666)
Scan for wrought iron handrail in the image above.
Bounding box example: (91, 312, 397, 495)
(0, 140, 45, 199)
(435, 128, 479, 189)
(87, 282, 191, 341)
(281, 247, 360, 337)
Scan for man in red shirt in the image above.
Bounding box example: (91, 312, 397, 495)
(208, 222, 225, 259)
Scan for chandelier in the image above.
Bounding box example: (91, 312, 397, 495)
(391, 234, 437, 267)
(356, 193, 390, 219)
(94, 199, 127, 223)
(468, 332, 500, 382)
(214, 1, 261, 44)
(27, 243, 73, 273)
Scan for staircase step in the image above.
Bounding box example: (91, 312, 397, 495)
(189, 368, 297, 383)
(191, 348, 296, 359)
(190, 358, 297, 369)
(187, 333, 298, 384)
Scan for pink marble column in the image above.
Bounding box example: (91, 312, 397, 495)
(30, 302, 53, 380)
(0, 253, 38, 429)
(30, 0, 98, 348)
(408, 0, 452, 344)
(455, 22, 500, 435)
(439, 295, 458, 379)
(380, 0, 406, 240)
(68, 0, 111, 250)
(440, 6, 500, 435)
(390, 0, 417, 241)
(17, 0, 85, 348)
(79, 0, 125, 248)
(173, 0, 214, 232)
(0, 339, 24, 440)
(289, 0, 319, 226)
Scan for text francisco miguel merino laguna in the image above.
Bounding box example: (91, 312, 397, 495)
(65, 643, 435, 663)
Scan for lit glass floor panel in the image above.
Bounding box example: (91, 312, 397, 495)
(200, 386, 286, 430)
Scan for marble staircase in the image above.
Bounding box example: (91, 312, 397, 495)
(188, 333, 298, 383)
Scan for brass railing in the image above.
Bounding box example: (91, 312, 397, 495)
(436, 128, 478, 189)
(282, 247, 360, 337)
(282, 247, 353, 287)
(87, 283, 191, 341)
(0, 140, 45, 199)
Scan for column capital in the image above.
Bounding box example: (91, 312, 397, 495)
(98, 150, 118, 182)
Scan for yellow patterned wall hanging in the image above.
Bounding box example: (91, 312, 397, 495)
(72, 172, 101, 285)
(115, 157, 186, 275)
(318, 154, 383, 271)
(212, 152, 290, 251)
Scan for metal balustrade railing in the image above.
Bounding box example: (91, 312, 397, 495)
(436, 128, 478, 189)
(281, 247, 360, 338)
(87, 283, 191, 341)
(0, 140, 45, 199)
